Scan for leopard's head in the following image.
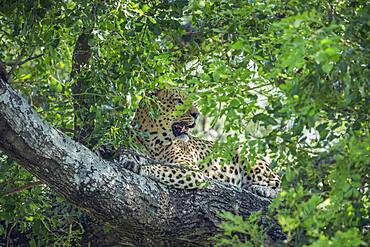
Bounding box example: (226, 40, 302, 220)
(132, 88, 199, 152)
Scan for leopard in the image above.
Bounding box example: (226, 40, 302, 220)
(125, 88, 280, 197)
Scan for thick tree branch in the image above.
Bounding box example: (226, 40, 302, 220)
(0, 80, 284, 246)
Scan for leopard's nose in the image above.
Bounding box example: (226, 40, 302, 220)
(191, 112, 199, 119)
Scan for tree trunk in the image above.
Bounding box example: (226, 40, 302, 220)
(0, 80, 284, 246)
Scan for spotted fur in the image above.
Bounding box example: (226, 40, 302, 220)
(129, 88, 280, 197)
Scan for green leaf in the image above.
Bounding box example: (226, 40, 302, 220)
(252, 113, 278, 126)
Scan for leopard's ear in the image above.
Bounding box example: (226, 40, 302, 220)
(148, 86, 180, 98)
(151, 88, 161, 97)
(147, 87, 163, 98)
(149, 87, 170, 98)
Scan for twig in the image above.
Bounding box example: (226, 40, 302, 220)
(140, 22, 148, 43)
(6, 221, 17, 247)
(248, 83, 273, 91)
(59, 128, 75, 134)
(5, 53, 45, 66)
(2, 181, 43, 196)
(7, 52, 24, 82)
(0, 60, 8, 82)
(18, 53, 45, 66)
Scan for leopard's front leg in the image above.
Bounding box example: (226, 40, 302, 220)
(116, 149, 207, 189)
(246, 160, 280, 188)
(122, 158, 206, 189)
(241, 160, 281, 198)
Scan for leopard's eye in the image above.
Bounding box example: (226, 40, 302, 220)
(174, 98, 184, 105)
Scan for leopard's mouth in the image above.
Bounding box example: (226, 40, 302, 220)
(171, 122, 196, 137)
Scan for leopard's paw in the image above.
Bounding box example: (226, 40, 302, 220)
(250, 185, 280, 198)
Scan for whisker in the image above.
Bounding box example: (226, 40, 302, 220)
(178, 117, 193, 120)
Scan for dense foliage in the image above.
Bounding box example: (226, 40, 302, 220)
(1, 0, 368, 246)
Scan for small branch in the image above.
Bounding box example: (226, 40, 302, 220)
(2, 181, 43, 196)
(59, 127, 75, 134)
(71, 31, 94, 145)
(0, 60, 8, 82)
(5, 54, 45, 67)
(7, 51, 25, 82)
(18, 53, 45, 66)
(6, 221, 17, 247)
(248, 83, 273, 91)
(140, 22, 148, 43)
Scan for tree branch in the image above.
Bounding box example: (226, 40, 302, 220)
(7, 50, 25, 82)
(0, 80, 284, 246)
(2, 181, 43, 196)
(5, 54, 45, 67)
(71, 31, 95, 145)
(0, 61, 8, 82)
(18, 54, 45, 66)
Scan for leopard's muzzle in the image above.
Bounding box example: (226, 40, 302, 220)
(171, 122, 196, 137)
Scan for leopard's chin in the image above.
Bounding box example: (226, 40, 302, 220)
(175, 134, 190, 142)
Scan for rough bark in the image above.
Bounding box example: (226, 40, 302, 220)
(0, 80, 284, 246)
(0, 61, 7, 82)
(71, 32, 95, 145)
